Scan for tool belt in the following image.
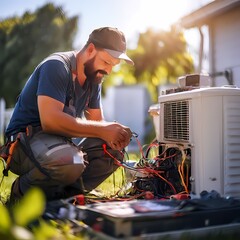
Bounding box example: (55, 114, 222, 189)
(0, 125, 50, 177)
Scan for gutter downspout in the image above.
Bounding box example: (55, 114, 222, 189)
(198, 26, 204, 73)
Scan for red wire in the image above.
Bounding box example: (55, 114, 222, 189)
(154, 153, 177, 161)
(102, 142, 177, 196)
(134, 136, 145, 158)
(102, 144, 123, 167)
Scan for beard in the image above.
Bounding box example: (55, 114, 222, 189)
(84, 56, 108, 84)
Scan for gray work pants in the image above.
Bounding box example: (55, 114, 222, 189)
(9, 130, 121, 200)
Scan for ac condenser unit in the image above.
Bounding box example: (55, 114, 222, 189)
(158, 86, 240, 198)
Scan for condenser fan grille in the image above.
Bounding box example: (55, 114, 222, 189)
(163, 100, 189, 141)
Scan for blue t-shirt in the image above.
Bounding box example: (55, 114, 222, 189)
(5, 51, 101, 136)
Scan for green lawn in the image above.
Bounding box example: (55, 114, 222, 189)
(0, 163, 17, 204)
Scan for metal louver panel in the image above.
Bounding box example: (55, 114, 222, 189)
(163, 100, 189, 142)
(223, 99, 240, 198)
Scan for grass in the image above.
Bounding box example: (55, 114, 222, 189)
(0, 161, 17, 204)
(94, 153, 140, 198)
(95, 167, 127, 196)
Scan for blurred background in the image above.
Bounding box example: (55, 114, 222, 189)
(0, 0, 213, 147)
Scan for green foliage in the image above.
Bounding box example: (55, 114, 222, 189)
(0, 186, 85, 239)
(0, 203, 11, 231)
(0, 3, 78, 107)
(135, 27, 193, 100)
(0, 188, 44, 239)
(13, 188, 45, 226)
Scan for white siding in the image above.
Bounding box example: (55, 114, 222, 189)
(209, 7, 240, 86)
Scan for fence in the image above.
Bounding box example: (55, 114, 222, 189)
(0, 98, 13, 144)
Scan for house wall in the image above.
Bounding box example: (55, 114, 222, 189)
(102, 85, 151, 151)
(209, 6, 240, 87)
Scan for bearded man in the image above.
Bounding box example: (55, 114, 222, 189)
(5, 27, 134, 201)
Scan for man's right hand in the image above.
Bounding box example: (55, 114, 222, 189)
(103, 122, 132, 151)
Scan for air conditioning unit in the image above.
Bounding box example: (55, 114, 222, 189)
(158, 86, 240, 198)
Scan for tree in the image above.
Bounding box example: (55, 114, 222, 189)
(104, 26, 194, 102)
(0, 3, 78, 107)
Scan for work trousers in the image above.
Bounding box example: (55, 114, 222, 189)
(9, 130, 121, 200)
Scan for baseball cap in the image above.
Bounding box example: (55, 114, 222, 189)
(87, 27, 134, 65)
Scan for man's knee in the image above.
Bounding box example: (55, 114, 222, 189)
(39, 142, 86, 185)
(28, 132, 86, 185)
(54, 163, 85, 185)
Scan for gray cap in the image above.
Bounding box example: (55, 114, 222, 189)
(87, 27, 134, 65)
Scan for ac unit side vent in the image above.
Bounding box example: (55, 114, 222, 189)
(163, 100, 189, 142)
(224, 100, 240, 197)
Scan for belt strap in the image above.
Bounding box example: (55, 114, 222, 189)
(9, 133, 22, 142)
(8, 126, 42, 142)
(18, 131, 51, 178)
(7, 126, 50, 178)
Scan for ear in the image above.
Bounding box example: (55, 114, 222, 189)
(86, 43, 97, 57)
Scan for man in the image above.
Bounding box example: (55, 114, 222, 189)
(5, 27, 134, 201)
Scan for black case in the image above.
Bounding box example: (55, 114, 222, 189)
(75, 198, 240, 238)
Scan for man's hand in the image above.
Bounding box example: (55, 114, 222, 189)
(103, 122, 132, 151)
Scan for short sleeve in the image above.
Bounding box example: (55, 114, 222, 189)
(37, 60, 71, 104)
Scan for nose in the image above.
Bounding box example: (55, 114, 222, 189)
(105, 65, 113, 75)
